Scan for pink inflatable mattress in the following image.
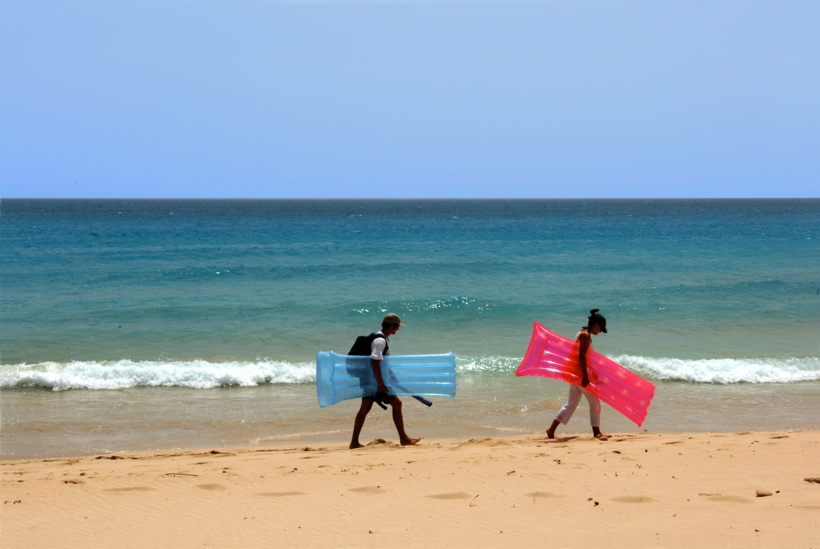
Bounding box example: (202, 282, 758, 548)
(516, 322, 655, 426)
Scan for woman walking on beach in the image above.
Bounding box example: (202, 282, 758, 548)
(546, 309, 610, 441)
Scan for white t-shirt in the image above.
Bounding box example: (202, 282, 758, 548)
(370, 332, 389, 361)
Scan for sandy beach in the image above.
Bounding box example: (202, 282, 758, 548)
(2, 430, 817, 548)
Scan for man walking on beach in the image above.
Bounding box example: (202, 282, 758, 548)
(350, 313, 420, 449)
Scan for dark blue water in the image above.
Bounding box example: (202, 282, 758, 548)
(3, 199, 818, 366)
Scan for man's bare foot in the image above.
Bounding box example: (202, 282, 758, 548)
(400, 437, 420, 446)
(594, 433, 610, 440)
(546, 428, 556, 439)
(349, 442, 364, 449)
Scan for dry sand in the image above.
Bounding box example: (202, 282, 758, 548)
(2, 431, 818, 548)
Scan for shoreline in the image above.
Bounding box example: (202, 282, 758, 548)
(3, 430, 818, 548)
(5, 378, 819, 461)
(1, 425, 818, 462)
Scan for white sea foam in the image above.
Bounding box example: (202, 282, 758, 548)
(2, 354, 818, 390)
(614, 355, 820, 384)
(456, 354, 820, 384)
(0, 359, 315, 391)
(457, 356, 522, 373)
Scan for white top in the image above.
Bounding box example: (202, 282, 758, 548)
(576, 330, 592, 349)
(370, 331, 389, 361)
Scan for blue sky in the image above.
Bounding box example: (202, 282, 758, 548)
(2, 1, 818, 198)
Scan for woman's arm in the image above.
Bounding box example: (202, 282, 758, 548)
(578, 331, 591, 387)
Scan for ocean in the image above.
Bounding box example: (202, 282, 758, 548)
(2, 199, 818, 458)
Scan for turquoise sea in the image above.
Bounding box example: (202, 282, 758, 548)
(2, 199, 818, 458)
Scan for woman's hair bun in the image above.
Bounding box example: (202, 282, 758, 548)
(587, 308, 608, 333)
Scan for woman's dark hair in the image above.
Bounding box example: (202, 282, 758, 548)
(586, 308, 608, 333)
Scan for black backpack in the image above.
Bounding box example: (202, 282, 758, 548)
(348, 332, 389, 356)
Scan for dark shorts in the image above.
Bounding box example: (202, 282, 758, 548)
(367, 392, 396, 405)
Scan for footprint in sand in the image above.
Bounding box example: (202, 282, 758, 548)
(700, 494, 750, 503)
(197, 484, 227, 491)
(456, 438, 512, 449)
(350, 486, 387, 494)
(425, 492, 474, 500)
(612, 496, 654, 503)
(526, 492, 562, 499)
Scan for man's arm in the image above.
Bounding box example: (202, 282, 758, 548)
(371, 358, 388, 393)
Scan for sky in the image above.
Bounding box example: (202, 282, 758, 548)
(2, 1, 818, 199)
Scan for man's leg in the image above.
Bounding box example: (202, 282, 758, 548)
(350, 398, 374, 449)
(389, 397, 419, 446)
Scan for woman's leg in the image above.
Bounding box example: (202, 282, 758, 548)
(582, 391, 608, 439)
(548, 385, 583, 437)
